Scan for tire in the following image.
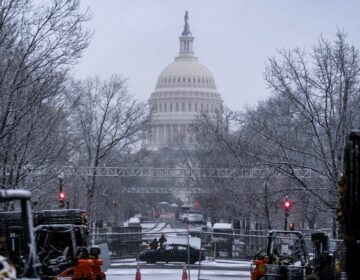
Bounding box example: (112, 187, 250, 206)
(146, 256, 156, 264)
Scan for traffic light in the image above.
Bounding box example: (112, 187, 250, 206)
(59, 191, 66, 208)
(284, 199, 292, 210)
(282, 196, 293, 230)
(283, 197, 293, 215)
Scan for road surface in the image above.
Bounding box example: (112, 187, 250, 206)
(106, 259, 252, 280)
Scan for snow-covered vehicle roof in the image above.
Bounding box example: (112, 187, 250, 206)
(213, 223, 233, 230)
(129, 217, 141, 224)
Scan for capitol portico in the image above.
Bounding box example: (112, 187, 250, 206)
(146, 12, 223, 150)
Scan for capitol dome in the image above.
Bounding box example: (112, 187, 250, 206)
(146, 12, 223, 150)
(155, 57, 217, 90)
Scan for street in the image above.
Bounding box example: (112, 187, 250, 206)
(106, 259, 252, 280)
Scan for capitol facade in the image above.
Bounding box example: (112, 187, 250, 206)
(146, 12, 223, 150)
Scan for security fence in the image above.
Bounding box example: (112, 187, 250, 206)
(89, 227, 343, 260)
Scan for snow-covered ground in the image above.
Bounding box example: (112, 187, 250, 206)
(111, 258, 251, 268)
(107, 259, 252, 279)
(107, 220, 252, 279)
(106, 268, 250, 280)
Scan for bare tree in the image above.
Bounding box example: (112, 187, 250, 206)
(0, 0, 90, 189)
(68, 75, 150, 221)
(245, 31, 360, 209)
(190, 32, 360, 233)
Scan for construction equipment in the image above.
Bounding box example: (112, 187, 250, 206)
(34, 209, 88, 275)
(0, 205, 106, 280)
(54, 246, 105, 280)
(0, 189, 40, 279)
(35, 209, 107, 280)
(251, 230, 310, 280)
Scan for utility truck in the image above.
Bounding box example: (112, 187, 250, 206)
(211, 223, 234, 258)
(1, 203, 106, 279)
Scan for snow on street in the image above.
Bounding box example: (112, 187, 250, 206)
(106, 268, 250, 280)
(107, 259, 252, 280)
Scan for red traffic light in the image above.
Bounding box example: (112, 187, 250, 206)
(283, 197, 293, 209)
(59, 191, 66, 201)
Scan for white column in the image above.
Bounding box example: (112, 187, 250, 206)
(160, 125, 165, 144)
(165, 124, 170, 144)
(151, 126, 156, 144)
(170, 125, 174, 143)
(158, 126, 161, 145)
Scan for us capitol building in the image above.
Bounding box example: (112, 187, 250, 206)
(145, 12, 223, 150)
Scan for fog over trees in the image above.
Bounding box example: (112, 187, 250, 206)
(0, 1, 358, 230)
(66, 75, 150, 220)
(193, 31, 360, 231)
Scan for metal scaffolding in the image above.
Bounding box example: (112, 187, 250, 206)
(0, 165, 322, 179)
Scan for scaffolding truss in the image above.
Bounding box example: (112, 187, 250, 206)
(0, 165, 321, 179)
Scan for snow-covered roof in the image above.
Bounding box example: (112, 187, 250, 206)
(213, 223, 233, 230)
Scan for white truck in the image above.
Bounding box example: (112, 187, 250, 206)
(211, 223, 234, 258)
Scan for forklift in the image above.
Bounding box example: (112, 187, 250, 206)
(251, 230, 310, 280)
(0, 189, 40, 279)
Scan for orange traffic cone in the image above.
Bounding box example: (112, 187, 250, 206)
(182, 264, 188, 280)
(135, 261, 141, 280)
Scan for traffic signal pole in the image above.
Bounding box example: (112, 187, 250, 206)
(283, 196, 292, 230)
(284, 209, 289, 231)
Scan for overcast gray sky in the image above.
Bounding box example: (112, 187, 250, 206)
(73, 0, 360, 111)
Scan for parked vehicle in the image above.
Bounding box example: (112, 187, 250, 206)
(139, 242, 205, 264)
(212, 223, 234, 258)
(184, 213, 205, 225)
(179, 213, 190, 222)
(189, 225, 211, 244)
(128, 217, 141, 227)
